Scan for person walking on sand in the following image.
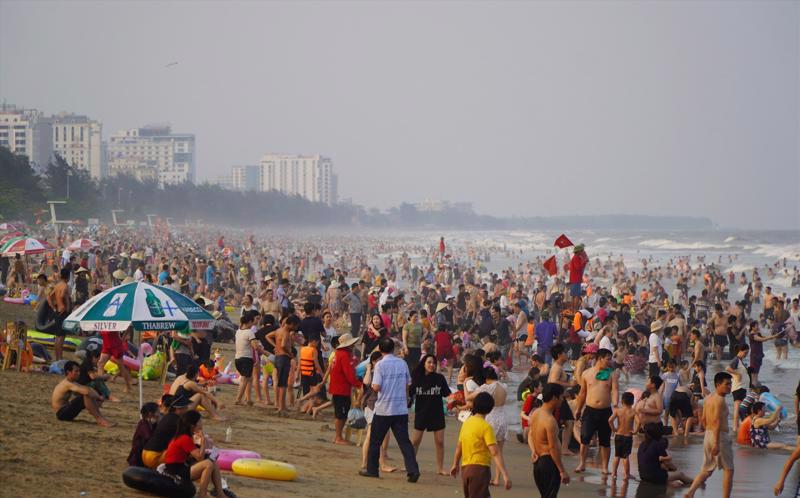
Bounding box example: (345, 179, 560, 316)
(684, 372, 734, 498)
(359, 337, 421, 483)
(329, 333, 362, 445)
(529, 383, 570, 498)
(574, 348, 619, 475)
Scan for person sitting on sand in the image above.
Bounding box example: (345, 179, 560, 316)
(163, 409, 226, 498)
(748, 401, 794, 450)
(637, 422, 692, 487)
(128, 402, 159, 467)
(51, 360, 113, 427)
(169, 363, 226, 421)
(141, 394, 190, 468)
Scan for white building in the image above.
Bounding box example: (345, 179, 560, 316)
(51, 112, 103, 179)
(259, 154, 337, 205)
(0, 104, 53, 170)
(215, 173, 234, 190)
(231, 165, 259, 191)
(107, 125, 195, 185)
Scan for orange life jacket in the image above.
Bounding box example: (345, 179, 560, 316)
(300, 346, 316, 377)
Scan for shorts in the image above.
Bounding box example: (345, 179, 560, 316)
(580, 405, 613, 447)
(669, 392, 693, 418)
(569, 283, 582, 297)
(713, 334, 728, 348)
(235, 357, 254, 378)
(732, 388, 747, 402)
(414, 413, 446, 432)
(301, 374, 321, 395)
(332, 394, 351, 420)
(53, 312, 68, 337)
(516, 334, 528, 343)
(56, 396, 85, 421)
(533, 454, 561, 498)
(702, 431, 734, 472)
(614, 434, 633, 459)
(648, 362, 660, 378)
(274, 354, 291, 388)
(461, 464, 491, 498)
(141, 449, 165, 469)
(557, 398, 574, 423)
(100, 331, 126, 359)
(775, 338, 788, 347)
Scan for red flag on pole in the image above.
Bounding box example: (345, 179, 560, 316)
(543, 255, 558, 276)
(554, 234, 573, 248)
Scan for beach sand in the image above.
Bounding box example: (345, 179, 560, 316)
(2, 297, 799, 498)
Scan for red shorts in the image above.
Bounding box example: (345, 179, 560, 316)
(100, 331, 127, 359)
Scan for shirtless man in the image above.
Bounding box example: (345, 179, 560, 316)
(637, 376, 665, 426)
(707, 304, 728, 364)
(684, 372, 734, 498)
(51, 360, 113, 427)
(547, 344, 575, 456)
(48, 268, 72, 361)
(529, 383, 570, 498)
(574, 348, 619, 475)
(266, 314, 301, 414)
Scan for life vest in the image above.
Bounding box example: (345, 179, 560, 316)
(300, 346, 316, 377)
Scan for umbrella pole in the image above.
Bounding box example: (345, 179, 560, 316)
(138, 328, 143, 410)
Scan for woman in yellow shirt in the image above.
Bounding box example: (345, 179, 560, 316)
(450, 392, 511, 497)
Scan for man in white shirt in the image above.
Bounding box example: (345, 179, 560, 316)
(360, 337, 420, 482)
(133, 262, 145, 282)
(648, 320, 664, 379)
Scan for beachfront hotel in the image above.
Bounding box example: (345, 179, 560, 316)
(258, 153, 338, 206)
(106, 125, 196, 186)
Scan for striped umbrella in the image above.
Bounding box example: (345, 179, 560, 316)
(0, 223, 18, 231)
(66, 238, 100, 251)
(0, 231, 24, 246)
(63, 280, 215, 333)
(0, 237, 54, 256)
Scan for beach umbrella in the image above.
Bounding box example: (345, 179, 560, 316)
(0, 231, 24, 245)
(0, 237, 54, 256)
(63, 280, 215, 333)
(63, 281, 216, 409)
(0, 223, 18, 231)
(66, 238, 99, 251)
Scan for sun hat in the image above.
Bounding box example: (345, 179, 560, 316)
(112, 269, 127, 280)
(75, 267, 88, 274)
(336, 333, 359, 349)
(650, 320, 663, 333)
(435, 302, 448, 313)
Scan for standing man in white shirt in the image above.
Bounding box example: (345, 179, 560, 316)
(360, 337, 421, 483)
(648, 320, 664, 378)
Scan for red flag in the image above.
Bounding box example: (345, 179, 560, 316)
(554, 234, 573, 248)
(543, 255, 558, 276)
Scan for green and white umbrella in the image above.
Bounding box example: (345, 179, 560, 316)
(64, 281, 214, 332)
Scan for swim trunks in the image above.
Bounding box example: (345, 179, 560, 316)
(533, 454, 561, 498)
(701, 430, 734, 472)
(56, 395, 85, 421)
(614, 434, 633, 458)
(100, 331, 126, 359)
(234, 357, 254, 378)
(274, 354, 291, 388)
(713, 334, 728, 347)
(580, 405, 613, 447)
(332, 394, 351, 420)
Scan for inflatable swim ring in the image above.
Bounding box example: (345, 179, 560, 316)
(216, 449, 261, 471)
(3, 297, 25, 304)
(121, 466, 195, 498)
(760, 392, 788, 419)
(27, 331, 81, 351)
(231, 458, 297, 481)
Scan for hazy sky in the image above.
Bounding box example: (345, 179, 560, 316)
(1, 1, 798, 229)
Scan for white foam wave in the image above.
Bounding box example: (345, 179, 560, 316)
(637, 239, 732, 251)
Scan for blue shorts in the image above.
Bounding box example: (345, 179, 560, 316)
(570, 283, 582, 297)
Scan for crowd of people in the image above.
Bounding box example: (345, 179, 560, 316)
(2, 223, 800, 498)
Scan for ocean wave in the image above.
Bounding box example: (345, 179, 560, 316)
(752, 244, 800, 261)
(637, 239, 733, 251)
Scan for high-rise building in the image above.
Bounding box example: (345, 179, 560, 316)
(51, 112, 103, 179)
(259, 154, 336, 205)
(0, 104, 53, 170)
(231, 165, 259, 192)
(215, 173, 234, 190)
(107, 125, 195, 185)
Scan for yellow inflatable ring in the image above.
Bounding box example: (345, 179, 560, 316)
(231, 458, 297, 481)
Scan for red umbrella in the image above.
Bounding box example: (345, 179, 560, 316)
(0, 231, 24, 245)
(1, 237, 54, 256)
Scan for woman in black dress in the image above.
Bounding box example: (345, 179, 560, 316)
(409, 353, 451, 475)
